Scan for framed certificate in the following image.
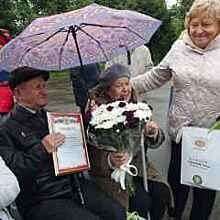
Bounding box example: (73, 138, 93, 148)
(47, 112, 90, 176)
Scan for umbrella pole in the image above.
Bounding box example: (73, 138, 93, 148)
(141, 131, 148, 192)
(141, 131, 151, 220)
(71, 26, 83, 68)
(70, 26, 88, 119)
(70, 26, 88, 208)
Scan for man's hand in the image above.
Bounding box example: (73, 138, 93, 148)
(109, 152, 130, 168)
(42, 133, 65, 154)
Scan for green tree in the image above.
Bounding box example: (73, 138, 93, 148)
(122, 0, 177, 63)
(0, 0, 18, 34)
(169, 0, 193, 36)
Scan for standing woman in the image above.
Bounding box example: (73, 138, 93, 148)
(131, 0, 220, 219)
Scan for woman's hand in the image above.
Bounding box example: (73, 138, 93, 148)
(144, 121, 159, 139)
(85, 99, 98, 112)
(109, 152, 130, 168)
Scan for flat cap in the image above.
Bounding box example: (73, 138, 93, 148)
(9, 66, 49, 91)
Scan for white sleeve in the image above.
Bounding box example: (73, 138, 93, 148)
(131, 43, 178, 94)
(0, 156, 20, 209)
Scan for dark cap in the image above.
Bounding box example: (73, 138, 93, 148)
(9, 66, 49, 91)
(99, 64, 131, 88)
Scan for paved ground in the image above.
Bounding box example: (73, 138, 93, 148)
(47, 76, 220, 220)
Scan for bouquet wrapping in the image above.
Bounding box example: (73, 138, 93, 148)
(210, 117, 220, 131)
(88, 101, 152, 190)
(127, 212, 147, 220)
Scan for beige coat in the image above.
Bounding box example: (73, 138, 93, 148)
(132, 32, 220, 143)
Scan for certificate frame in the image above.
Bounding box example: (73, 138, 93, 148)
(47, 112, 90, 176)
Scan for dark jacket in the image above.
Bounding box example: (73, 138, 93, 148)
(0, 105, 78, 217)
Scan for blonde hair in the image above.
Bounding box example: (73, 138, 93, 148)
(185, 0, 220, 29)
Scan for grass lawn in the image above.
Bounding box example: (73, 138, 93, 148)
(49, 70, 69, 78)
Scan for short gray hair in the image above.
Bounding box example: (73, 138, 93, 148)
(185, 0, 220, 29)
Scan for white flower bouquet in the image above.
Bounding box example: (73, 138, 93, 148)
(88, 101, 152, 153)
(88, 101, 152, 191)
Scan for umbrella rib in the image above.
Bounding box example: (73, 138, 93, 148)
(18, 28, 66, 66)
(18, 32, 53, 39)
(76, 25, 108, 61)
(81, 23, 147, 41)
(59, 28, 71, 70)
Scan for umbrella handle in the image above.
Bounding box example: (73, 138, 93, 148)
(141, 131, 148, 192)
(141, 131, 151, 220)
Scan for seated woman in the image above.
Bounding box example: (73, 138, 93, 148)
(0, 156, 20, 220)
(86, 64, 172, 220)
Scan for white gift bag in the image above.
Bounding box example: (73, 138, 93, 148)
(181, 127, 220, 190)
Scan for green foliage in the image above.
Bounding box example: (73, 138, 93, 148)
(169, 0, 194, 36)
(0, 0, 17, 34)
(49, 70, 69, 78)
(122, 0, 176, 63)
(0, 0, 93, 34)
(209, 120, 220, 133)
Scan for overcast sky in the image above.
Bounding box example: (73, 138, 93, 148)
(166, 0, 177, 8)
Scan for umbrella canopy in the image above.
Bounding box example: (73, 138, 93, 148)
(0, 3, 161, 72)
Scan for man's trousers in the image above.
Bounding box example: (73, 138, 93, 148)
(25, 179, 126, 220)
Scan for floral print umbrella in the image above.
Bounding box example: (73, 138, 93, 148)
(0, 3, 161, 71)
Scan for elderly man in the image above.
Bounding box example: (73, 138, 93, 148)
(0, 67, 126, 220)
